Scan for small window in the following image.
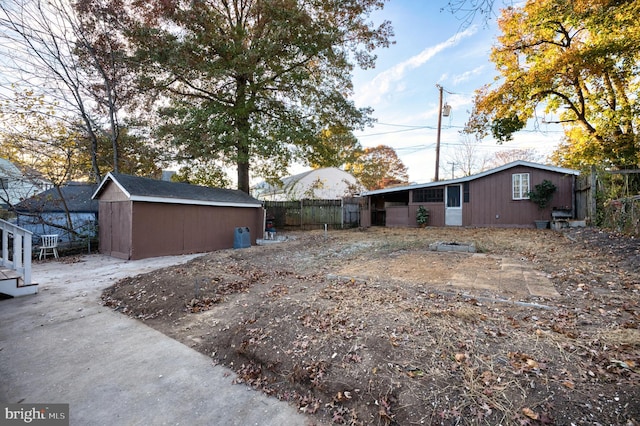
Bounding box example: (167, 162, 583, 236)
(512, 173, 530, 200)
(413, 188, 444, 203)
(447, 185, 461, 207)
(463, 182, 470, 203)
(0, 178, 8, 190)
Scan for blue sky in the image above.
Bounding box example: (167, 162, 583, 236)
(345, 1, 565, 183)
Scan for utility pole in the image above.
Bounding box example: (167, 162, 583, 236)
(435, 84, 443, 181)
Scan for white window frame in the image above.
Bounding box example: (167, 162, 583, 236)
(512, 173, 530, 200)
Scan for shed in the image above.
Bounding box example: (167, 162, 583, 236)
(360, 161, 580, 228)
(13, 182, 99, 244)
(92, 173, 264, 260)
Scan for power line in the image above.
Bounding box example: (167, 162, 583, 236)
(357, 126, 436, 137)
(375, 122, 428, 128)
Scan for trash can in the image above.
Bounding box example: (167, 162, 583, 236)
(233, 227, 251, 249)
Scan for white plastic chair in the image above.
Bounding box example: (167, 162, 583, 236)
(39, 234, 59, 260)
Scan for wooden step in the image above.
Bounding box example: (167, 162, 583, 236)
(0, 268, 38, 297)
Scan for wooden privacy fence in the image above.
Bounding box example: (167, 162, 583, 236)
(575, 173, 595, 222)
(264, 198, 362, 230)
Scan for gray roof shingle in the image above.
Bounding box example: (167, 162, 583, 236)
(94, 173, 262, 207)
(13, 182, 99, 213)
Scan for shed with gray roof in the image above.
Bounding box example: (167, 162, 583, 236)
(92, 173, 263, 260)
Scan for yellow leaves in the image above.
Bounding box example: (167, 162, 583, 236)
(471, 0, 640, 169)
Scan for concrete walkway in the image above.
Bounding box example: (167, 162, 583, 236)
(0, 254, 313, 426)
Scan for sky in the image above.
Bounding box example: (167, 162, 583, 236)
(338, 1, 565, 184)
(0, 0, 566, 186)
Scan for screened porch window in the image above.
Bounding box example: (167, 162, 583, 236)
(512, 173, 530, 200)
(413, 188, 444, 203)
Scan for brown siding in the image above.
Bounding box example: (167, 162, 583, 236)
(371, 165, 578, 229)
(99, 182, 129, 201)
(467, 166, 574, 227)
(98, 201, 133, 259)
(423, 202, 445, 227)
(407, 202, 445, 227)
(386, 206, 410, 227)
(128, 202, 263, 260)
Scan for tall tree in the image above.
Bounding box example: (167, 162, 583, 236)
(112, 0, 392, 193)
(345, 145, 409, 190)
(0, 0, 150, 181)
(73, 0, 144, 175)
(487, 148, 542, 168)
(305, 126, 363, 169)
(466, 0, 640, 170)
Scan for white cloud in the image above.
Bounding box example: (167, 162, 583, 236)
(451, 65, 485, 85)
(355, 27, 478, 106)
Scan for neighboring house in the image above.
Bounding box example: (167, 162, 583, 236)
(252, 167, 362, 201)
(0, 158, 51, 209)
(13, 182, 99, 244)
(92, 172, 264, 260)
(360, 161, 580, 228)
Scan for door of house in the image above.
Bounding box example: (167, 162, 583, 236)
(445, 185, 462, 226)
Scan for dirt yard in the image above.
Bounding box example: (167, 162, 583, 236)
(101, 227, 640, 425)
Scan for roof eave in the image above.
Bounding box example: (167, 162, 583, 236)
(130, 195, 262, 208)
(91, 172, 131, 200)
(362, 161, 580, 196)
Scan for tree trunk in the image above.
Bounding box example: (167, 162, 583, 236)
(235, 77, 251, 194)
(237, 157, 250, 194)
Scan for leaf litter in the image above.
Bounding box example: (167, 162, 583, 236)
(102, 227, 640, 425)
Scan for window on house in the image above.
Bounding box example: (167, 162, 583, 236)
(413, 188, 444, 203)
(0, 178, 8, 190)
(512, 173, 530, 200)
(463, 182, 470, 203)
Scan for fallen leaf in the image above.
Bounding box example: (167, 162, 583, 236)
(523, 407, 539, 420)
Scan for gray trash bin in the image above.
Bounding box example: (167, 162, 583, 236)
(233, 227, 251, 249)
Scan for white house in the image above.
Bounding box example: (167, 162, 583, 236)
(252, 167, 362, 201)
(0, 158, 51, 209)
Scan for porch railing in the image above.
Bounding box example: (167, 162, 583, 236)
(0, 218, 33, 285)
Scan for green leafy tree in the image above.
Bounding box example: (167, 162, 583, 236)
(346, 145, 409, 190)
(305, 127, 363, 169)
(171, 158, 232, 188)
(112, 0, 393, 193)
(466, 0, 640, 170)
